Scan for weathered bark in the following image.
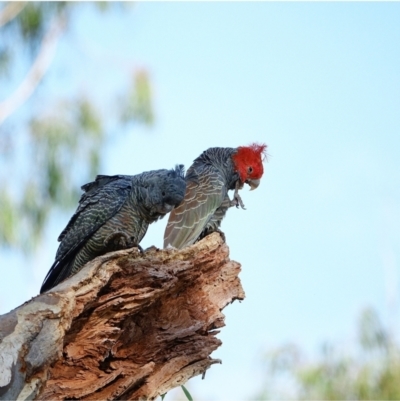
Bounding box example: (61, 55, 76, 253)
(0, 233, 244, 400)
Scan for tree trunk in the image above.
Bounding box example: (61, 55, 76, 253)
(0, 233, 244, 400)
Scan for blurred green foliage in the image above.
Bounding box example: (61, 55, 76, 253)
(0, 2, 153, 251)
(121, 70, 154, 126)
(257, 308, 400, 400)
(1, 2, 66, 55)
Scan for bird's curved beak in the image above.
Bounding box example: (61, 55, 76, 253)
(247, 178, 260, 191)
(164, 203, 174, 213)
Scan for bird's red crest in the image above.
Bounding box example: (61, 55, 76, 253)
(232, 143, 267, 182)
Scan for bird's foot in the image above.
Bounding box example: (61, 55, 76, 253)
(229, 181, 246, 209)
(136, 244, 144, 254)
(104, 231, 130, 249)
(230, 191, 246, 210)
(104, 231, 138, 251)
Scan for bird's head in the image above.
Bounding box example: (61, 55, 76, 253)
(232, 143, 267, 190)
(152, 164, 186, 216)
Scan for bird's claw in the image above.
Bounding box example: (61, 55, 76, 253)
(230, 181, 246, 210)
(104, 231, 141, 251)
(230, 192, 246, 210)
(104, 231, 129, 249)
(234, 193, 246, 209)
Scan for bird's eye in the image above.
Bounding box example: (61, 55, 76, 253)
(162, 191, 166, 196)
(248, 166, 253, 173)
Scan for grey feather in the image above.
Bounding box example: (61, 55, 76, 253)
(164, 148, 239, 249)
(41, 165, 186, 293)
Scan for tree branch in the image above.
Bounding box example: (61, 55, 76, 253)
(0, 2, 26, 28)
(0, 233, 245, 400)
(0, 14, 65, 127)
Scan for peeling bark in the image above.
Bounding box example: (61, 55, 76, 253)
(0, 233, 245, 400)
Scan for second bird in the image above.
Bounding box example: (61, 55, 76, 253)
(164, 143, 267, 249)
(41, 165, 186, 293)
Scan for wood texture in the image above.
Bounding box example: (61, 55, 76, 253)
(0, 233, 244, 400)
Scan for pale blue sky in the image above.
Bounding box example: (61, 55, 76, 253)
(1, 3, 400, 400)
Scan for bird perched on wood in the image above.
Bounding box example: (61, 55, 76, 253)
(164, 144, 267, 249)
(40, 165, 186, 293)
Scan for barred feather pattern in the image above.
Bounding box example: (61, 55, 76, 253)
(164, 148, 240, 249)
(41, 166, 186, 293)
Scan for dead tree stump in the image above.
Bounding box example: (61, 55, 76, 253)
(0, 233, 245, 400)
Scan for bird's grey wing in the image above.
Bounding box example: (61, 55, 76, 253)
(163, 167, 225, 249)
(58, 175, 130, 242)
(41, 177, 131, 292)
(78, 174, 129, 197)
